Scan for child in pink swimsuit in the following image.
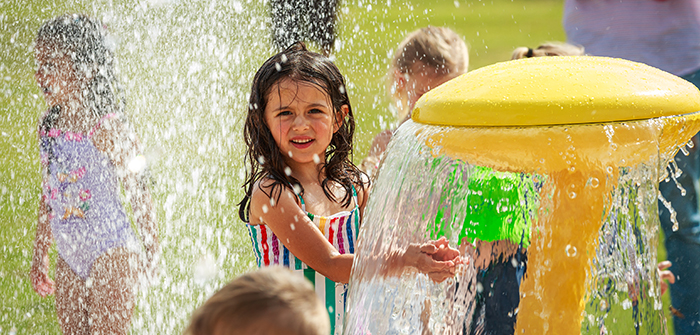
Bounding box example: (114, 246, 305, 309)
(30, 14, 159, 335)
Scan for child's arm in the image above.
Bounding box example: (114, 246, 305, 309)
(252, 181, 459, 283)
(251, 181, 354, 283)
(30, 194, 55, 297)
(31, 123, 55, 297)
(93, 117, 159, 277)
(356, 181, 460, 282)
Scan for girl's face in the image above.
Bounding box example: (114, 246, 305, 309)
(35, 41, 81, 108)
(263, 79, 346, 167)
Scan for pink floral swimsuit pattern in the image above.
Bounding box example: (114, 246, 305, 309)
(40, 113, 138, 280)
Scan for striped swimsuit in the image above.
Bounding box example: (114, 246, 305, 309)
(246, 186, 360, 335)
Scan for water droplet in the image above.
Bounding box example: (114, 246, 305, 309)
(539, 158, 545, 164)
(589, 177, 599, 188)
(565, 245, 577, 257)
(262, 205, 268, 213)
(606, 166, 614, 174)
(290, 223, 295, 231)
(681, 146, 690, 156)
(287, 151, 293, 158)
(274, 62, 282, 71)
(687, 139, 695, 148)
(258, 155, 265, 165)
(128, 154, 147, 173)
(568, 192, 577, 199)
(284, 167, 292, 176)
(313, 153, 320, 164)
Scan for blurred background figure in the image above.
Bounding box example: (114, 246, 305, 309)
(564, 1, 700, 334)
(360, 26, 469, 178)
(31, 14, 159, 335)
(270, 0, 338, 56)
(511, 42, 584, 60)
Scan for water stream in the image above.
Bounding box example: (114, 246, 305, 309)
(345, 119, 687, 334)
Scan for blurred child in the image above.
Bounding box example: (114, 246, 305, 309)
(238, 42, 460, 334)
(360, 26, 469, 178)
(511, 42, 585, 60)
(185, 267, 330, 335)
(29, 14, 159, 334)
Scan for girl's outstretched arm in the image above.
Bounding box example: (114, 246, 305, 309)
(93, 117, 159, 279)
(31, 123, 55, 297)
(31, 194, 55, 297)
(250, 180, 354, 283)
(356, 179, 460, 282)
(251, 181, 459, 283)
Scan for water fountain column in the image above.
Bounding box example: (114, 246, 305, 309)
(346, 56, 700, 335)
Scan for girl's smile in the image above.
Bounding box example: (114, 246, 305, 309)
(264, 79, 346, 168)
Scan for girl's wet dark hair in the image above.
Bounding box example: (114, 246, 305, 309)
(37, 14, 125, 173)
(239, 42, 366, 222)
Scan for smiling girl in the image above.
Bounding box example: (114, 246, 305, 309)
(238, 43, 460, 334)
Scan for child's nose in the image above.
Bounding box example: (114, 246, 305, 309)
(291, 114, 309, 129)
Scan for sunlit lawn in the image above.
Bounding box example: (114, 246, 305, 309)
(0, 0, 674, 333)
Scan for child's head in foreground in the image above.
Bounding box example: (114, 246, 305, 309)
(511, 42, 585, 60)
(185, 267, 330, 335)
(239, 42, 364, 222)
(389, 26, 469, 120)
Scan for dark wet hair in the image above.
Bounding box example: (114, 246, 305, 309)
(37, 14, 125, 172)
(238, 42, 366, 222)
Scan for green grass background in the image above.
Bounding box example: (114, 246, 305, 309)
(0, 0, 674, 333)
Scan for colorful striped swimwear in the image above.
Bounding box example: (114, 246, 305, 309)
(246, 186, 360, 335)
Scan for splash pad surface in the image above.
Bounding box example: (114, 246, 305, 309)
(345, 57, 700, 335)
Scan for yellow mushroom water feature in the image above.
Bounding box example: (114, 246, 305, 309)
(344, 57, 700, 334)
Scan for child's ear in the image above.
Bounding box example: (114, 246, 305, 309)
(393, 69, 407, 92)
(334, 105, 350, 133)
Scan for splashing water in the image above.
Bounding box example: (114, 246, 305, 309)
(345, 118, 683, 334)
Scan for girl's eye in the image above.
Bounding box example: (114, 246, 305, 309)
(309, 108, 324, 114)
(278, 110, 292, 116)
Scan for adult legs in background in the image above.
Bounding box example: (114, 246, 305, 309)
(87, 247, 138, 335)
(55, 256, 90, 335)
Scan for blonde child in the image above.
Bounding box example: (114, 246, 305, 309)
(30, 14, 159, 334)
(185, 267, 330, 335)
(238, 42, 460, 334)
(511, 42, 585, 60)
(360, 26, 469, 177)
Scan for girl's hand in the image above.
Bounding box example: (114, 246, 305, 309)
(404, 237, 461, 283)
(30, 255, 55, 298)
(142, 245, 161, 285)
(658, 260, 675, 296)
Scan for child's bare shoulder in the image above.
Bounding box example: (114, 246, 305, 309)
(91, 115, 129, 149)
(355, 176, 371, 209)
(250, 177, 297, 205)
